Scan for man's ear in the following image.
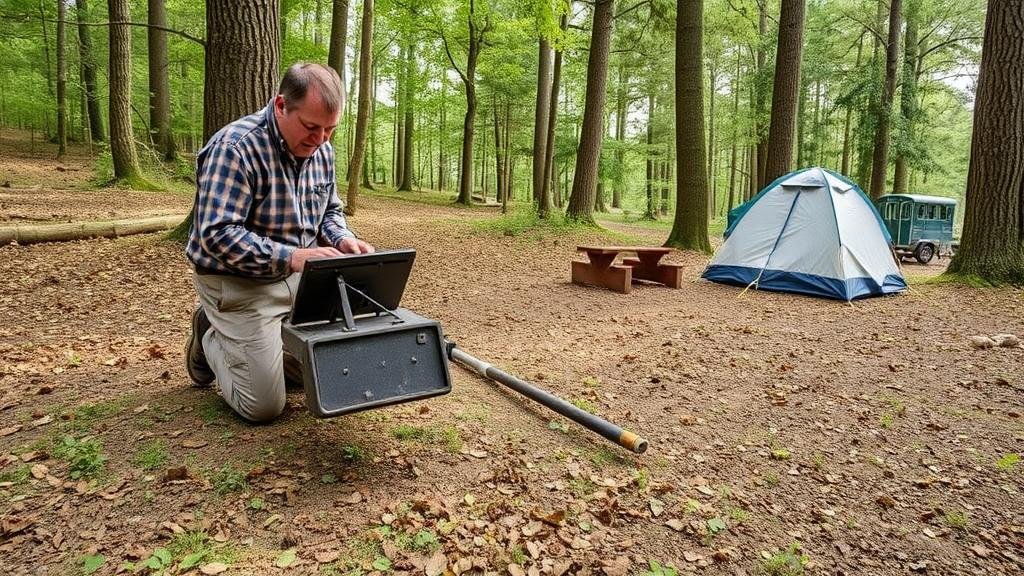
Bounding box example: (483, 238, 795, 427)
(273, 94, 286, 115)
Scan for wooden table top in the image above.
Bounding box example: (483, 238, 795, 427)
(576, 245, 673, 255)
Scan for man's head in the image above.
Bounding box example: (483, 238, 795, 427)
(273, 63, 344, 158)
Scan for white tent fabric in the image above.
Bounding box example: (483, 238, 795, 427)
(702, 167, 907, 300)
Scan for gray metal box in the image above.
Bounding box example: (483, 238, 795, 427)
(281, 308, 452, 417)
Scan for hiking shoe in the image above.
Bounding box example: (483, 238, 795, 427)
(186, 306, 215, 387)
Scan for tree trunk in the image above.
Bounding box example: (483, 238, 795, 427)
(707, 58, 716, 214)
(893, 2, 918, 194)
(665, 0, 711, 252)
(533, 37, 554, 214)
(727, 53, 740, 211)
(541, 13, 567, 212)
(108, 0, 140, 180)
(56, 0, 67, 157)
(493, 94, 504, 203)
(148, 0, 176, 160)
(75, 0, 104, 142)
(328, 0, 349, 89)
(643, 93, 657, 220)
(203, 0, 280, 141)
(344, 0, 373, 215)
(755, 1, 767, 189)
(869, 0, 901, 200)
(796, 79, 807, 167)
(399, 41, 415, 191)
(566, 0, 614, 223)
(946, 0, 1024, 284)
(841, 33, 864, 176)
(452, 1, 489, 206)
(763, 0, 805, 186)
(613, 58, 626, 209)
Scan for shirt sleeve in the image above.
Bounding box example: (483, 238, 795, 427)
(194, 142, 294, 276)
(317, 147, 358, 247)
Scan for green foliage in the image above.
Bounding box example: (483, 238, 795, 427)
(473, 206, 591, 237)
(52, 435, 106, 479)
(996, 453, 1020, 472)
(80, 554, 105, 575)
(390, 424, 462, 452)
(639, 560, 679, 576)
(0, 464, 31, 485)
(209, 465, 248, 495)
(133, 440, 169, 471)
(758, 544, 809, 576)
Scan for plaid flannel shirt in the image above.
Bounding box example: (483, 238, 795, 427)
(186, 100, 356, 278)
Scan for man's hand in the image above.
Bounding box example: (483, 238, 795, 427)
(289, 247, 342, 273)
(336, 237, 375, 254)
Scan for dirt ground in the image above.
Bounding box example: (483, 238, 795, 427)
(0, 139, 1021, 576)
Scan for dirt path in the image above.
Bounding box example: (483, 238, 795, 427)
(0, 164, 1021, 576)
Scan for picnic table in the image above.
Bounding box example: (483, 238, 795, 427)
(571, 245, 683, 294)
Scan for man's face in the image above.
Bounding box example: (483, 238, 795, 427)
(273, 89, 340, 158)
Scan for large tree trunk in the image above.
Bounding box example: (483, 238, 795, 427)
(707, 58, 716, 216)
(148, 0, 176, 160)
(869, 0, 901, 200)
(203, 0, 280, 142)
(727, 53, 740, 212)
(493, 94, 504, 204)
(171, 0, 279, 240)
(328, 0, 349, 89)
(566, 0, 614, 223)
(108, 0, 140, 180)
(946, 0, 1024, 284)
(56, 0, 67, 157)
(762, 0, 805, 186)
(533, 37, 553, 215)
(75, 0, 104, 142)
(345, 0, 373, 215)
(893, 1, 918, 194)
(665, 0, 711, 252)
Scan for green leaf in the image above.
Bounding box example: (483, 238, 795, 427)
(372, 556, 392, 571)
(275, 549, 297, 568)
(707, 517, 727, 534)
(179, 551, 206, 570)
(82, 554, 105, 574)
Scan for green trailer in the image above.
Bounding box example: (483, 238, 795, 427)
(875, 194, 957, 264)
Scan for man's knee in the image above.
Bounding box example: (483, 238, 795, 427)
(240, 395, 286, 423)
(235, 367, 287, 423)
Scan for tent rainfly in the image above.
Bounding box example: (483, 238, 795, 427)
(702, 167, 907, 301)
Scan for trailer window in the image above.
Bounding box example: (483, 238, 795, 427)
(900, 203, 911, 220)
(917, 205, 927, 219)
(929, 205, 938, 219)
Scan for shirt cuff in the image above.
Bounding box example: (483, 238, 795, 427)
(272, 243, 295, 276)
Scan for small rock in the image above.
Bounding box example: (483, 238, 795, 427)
(969, 336, 995, 350)
(909, 560, 928, 572)
(314, 551, 339, 564)
(876, 494, 896, 508)
(993, 334, 1020, 348)
(970, 544, 991, 558)
(683, 551, 702, 563)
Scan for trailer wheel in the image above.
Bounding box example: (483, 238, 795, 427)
(915, 243, 935, 264)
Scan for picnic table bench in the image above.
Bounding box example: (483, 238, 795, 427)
(571, 245, 683, 294)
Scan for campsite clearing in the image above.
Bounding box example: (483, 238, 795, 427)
(0, 144, 1022, 575)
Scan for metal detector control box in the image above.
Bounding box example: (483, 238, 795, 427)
(280, 250, 451, 417)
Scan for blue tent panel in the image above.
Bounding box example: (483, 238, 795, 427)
(702, 265, 907, 301)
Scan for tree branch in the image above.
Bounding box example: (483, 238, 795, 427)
(0, 14, 205, 47)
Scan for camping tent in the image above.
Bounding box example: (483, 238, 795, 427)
(702, 167, 907, 301)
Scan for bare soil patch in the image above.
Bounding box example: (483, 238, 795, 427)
(0, 155, 1021, 576)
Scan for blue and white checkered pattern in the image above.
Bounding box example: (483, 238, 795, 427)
(186, 100, 356, 278)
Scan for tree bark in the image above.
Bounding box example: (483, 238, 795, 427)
(447, 0, 490, 206)
(345, 0, 373, 215)
(75, 0, 104, 142)
(893, 1, 918, 194)
(148, 0, 175, 160)
(869, 0, 901, 200)
(755, 1, 767, 189)
(946, 0, 1024, 284)
(399, 41, 415, 191)
(841, 33, 864, 176)
(727, 53, 740, 211)
(328, 0, 349, 89)
(56, 0, 67, 157)
(533, 37, 553, 214)
(203, 0, 279, 142)
(108, 0, 140, 180)
(566, 0, 614, 223)
(613, 58, 626, 209)
(541, 13, 567, 212)
(762, 0, 805, 186)
(643, 93, 657, 220)
(665, 0, 711, 252)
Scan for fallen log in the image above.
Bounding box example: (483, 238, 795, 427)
(0, 215, 186, 245)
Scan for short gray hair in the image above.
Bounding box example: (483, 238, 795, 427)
(278, 63, 344, 114)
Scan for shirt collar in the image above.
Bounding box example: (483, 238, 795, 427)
(264, 99, 296, 160)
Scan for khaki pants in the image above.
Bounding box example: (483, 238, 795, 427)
(193, 273, 300, 423)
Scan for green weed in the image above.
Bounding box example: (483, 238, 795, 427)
(133, 440, 169, 471)
(638, 560, 679, 576)
(996, 453, 1020, 472)
(758, 544, 808, 576)
(209, 465, 247, 495)
(52, 435, 106, 479)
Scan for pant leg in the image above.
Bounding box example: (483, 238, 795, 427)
(193, 273, 299, 423)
